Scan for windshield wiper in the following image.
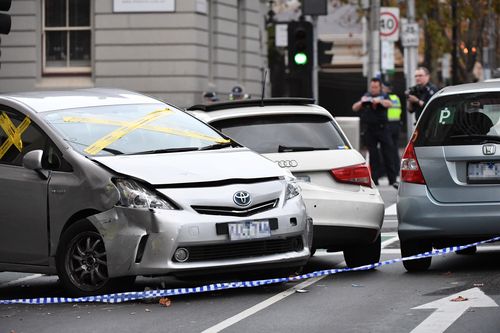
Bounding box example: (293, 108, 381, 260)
(64, 139, 124, 155)
(449, 134, 500, 144)
(130, 147, 199, 155)
(199, 142, 235, 151)
(278, 145, 329, 152)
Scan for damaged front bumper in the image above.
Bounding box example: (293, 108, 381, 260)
(88, 198, 311, 278)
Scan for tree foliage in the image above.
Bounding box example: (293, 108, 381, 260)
(383, 0, 498, 83)
(412, 0, 500, 83)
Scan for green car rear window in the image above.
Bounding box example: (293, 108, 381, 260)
(415, 92, 500, 146)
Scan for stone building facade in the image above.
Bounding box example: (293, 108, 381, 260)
(0, 0, 268, 107)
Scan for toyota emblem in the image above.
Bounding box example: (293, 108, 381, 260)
(276, 159, 299, 168)
(233, 191, 252, 207)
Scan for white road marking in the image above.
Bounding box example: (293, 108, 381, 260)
(0, 274, 44, 288)
(381, 249, 402, 254)
(381, 233, 399, 248)
(411, 287, 498, 333)
(201, 275, 328, 333)
(312, 248, 402, 255)
(478, 245, 500, 252)
(384, 203, 397, 216)
(203, 234, 399, 332)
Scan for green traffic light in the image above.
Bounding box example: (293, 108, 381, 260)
(294, 52, 308, 65)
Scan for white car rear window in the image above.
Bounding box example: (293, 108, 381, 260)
(211, 114, 348, 154)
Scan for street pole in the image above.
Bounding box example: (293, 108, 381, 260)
(312, 15, 318, 102)
(451, 1, 458, 85)
(488, 0, 497, 78)
(483, 0, 492, 80)
(405, 0, 417, 142)
(367, 0, 380, 84)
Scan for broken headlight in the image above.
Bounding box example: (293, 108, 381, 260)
(114, 179, 177, 210)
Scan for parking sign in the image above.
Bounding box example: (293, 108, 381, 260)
(401, 22, 419, 47)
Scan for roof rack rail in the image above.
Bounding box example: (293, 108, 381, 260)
(187, 97, 315, 112)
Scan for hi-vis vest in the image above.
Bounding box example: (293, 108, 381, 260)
(387, 93, 402, 121)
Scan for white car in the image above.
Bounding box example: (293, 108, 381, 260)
(188, 98, 385, 267)
(0, 89, 311, 296)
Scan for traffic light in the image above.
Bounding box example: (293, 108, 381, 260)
(288, 21, 313, 70)
(317, 40, 333, 66)
(0, 0, 11, 35)
(288, 21, 313, 98)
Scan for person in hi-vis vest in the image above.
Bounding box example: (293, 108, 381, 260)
(383, 83, 402, 188)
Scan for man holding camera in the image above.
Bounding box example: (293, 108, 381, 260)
(407, 67, 439, 120)
(352, 78, 397, 187)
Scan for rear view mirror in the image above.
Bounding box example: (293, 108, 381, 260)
(23, 150, 48, 179)
(23, 149, 43, 170)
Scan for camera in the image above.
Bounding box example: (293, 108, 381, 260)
(361, 96, 373, 107)
(406, 85, 425, 98)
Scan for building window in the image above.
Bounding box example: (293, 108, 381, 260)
(42, 0, 91, 74)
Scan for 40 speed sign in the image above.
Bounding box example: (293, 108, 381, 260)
(380, 7, 400, 42)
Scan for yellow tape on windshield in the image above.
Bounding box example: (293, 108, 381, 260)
(84, 108, 173, 155)
(0, 112, 31, 159)
(64, 113, 229, 152)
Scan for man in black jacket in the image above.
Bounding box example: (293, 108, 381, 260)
(352, 78, 396, 186)
(407, 67, 439, 120)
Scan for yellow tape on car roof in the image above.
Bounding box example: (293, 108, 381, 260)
(0, 112, 31, 159)
(84, 108, 173, 155)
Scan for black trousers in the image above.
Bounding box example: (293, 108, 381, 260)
(364, 123, 397, 185)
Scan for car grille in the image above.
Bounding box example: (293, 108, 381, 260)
(173, 236, 303, 262)
(191, 199, 279, 217)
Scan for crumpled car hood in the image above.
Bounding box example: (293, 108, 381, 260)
(91, 148, 285, 185)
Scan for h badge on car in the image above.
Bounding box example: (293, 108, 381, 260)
(483, 144, 496, 155)
(233, 191, 252, 207)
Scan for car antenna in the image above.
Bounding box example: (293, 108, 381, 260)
(260, 68, 267, 107)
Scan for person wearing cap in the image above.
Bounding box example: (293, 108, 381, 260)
(229, 86, 250, 101)
(383, 82, 402, 187)
(202, 91, 219, 104)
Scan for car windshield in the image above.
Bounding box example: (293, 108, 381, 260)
(416, 92, 500, 146)
(211, 114, 348, 154)
(42, 103, 229, 156)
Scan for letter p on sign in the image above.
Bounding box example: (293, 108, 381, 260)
(439, 107, 454, 125)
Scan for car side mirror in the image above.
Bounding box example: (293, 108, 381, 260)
(23, 150, 49, 179)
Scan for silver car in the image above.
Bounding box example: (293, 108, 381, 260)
(398, 80, 500, 271)
(0, 89, 311, 296)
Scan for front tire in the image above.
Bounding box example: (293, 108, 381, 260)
(56, 220, 135, 296)
(401, 239, 432, 272)
(343, 235, 381, 268)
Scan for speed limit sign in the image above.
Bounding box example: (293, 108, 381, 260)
(380, 7, 399, 42)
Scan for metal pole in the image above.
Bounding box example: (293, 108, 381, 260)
(405, 0, 417, 142)
(451, 1, 458, 85)
(312, 15, 319, 102)
(368, 0, 381, 84)
(489, 0, 497, 77)
(483, 0, 492, 80)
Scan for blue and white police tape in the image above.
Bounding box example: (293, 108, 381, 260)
(1, 236, 500, 305)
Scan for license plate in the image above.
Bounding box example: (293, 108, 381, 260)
(228, 220, 271, 241)
(467, 161, 500, 183)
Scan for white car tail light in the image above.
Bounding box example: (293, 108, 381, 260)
(331, 163, 372, 188)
